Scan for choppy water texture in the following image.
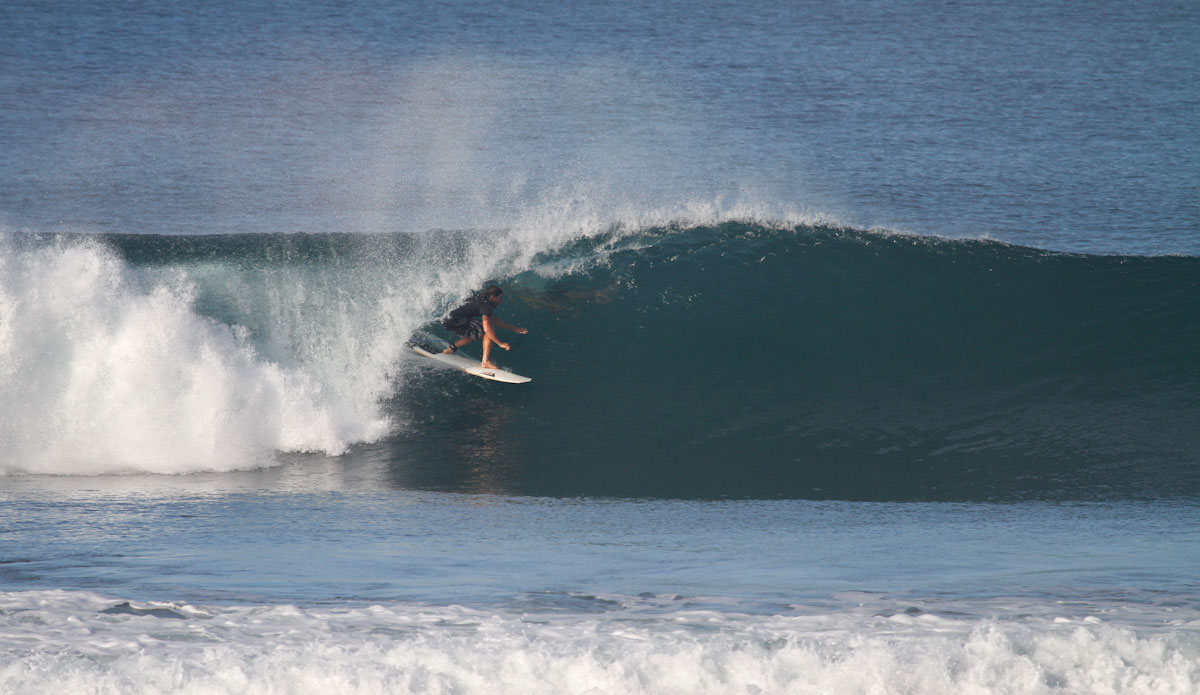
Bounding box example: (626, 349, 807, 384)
(2, 0, 1198, 693)
(1, 0, 1197, 254)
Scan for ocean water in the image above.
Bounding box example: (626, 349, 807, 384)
(2, 1, 1198, 693)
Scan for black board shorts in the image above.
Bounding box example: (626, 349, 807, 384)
(443, 316, 484, 340)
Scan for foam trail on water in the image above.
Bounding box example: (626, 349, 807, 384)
(1, 591, 1196, 695)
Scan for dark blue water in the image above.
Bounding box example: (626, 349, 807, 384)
(1, 1, 1198, 693)
(2, 0, 1197, 252)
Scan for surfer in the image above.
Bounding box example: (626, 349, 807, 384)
(442, 286, 528, 369)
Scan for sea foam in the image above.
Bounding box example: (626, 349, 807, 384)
(0, 236, 387, 474)
(0, 590, 1195, 695)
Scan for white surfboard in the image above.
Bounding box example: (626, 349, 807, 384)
(409, 343, 532, 384)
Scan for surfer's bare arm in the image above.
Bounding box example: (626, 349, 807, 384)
(482, 315, 510, 350)
(492, 317, 528, 334)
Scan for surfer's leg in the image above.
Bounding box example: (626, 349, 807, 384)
(443, 336, 474, 354)
(443, 318, 483, 354)
(481, 334, 498, 369)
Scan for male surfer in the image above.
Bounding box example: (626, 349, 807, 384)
(442, 286, 528, 369)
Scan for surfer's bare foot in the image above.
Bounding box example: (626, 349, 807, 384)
(481, 361, 498, 370)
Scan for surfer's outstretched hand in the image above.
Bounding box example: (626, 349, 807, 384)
(514, 327, 529, 335)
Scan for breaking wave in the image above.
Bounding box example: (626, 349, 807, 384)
(2, 219, 1197, 500)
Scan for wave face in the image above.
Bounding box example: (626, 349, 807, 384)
(387, 224, 1200, 500)
(3, 224, 1197, 499)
